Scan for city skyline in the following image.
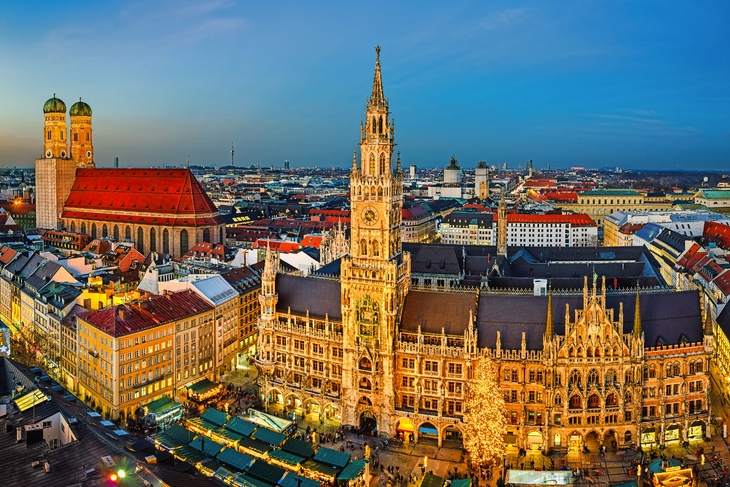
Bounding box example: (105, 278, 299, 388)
(1, 1, 728, 170)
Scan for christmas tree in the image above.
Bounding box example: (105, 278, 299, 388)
(463, 353, 507, 467)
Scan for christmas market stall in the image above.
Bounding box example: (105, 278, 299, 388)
(336, 459, 368, 487)
(301, 447, 351, 483)
(215, 447, 254, 473)
(268, 437, 315, 470)
(186, 377, 222, 402)
(151, 424, 196, 452)
(144, 395, 183, 429)
(450, 479, 471, 487)
(279, 471, 321, 487)
(246, 459, 286, 486)
(419, 473, 445, 487)
(650, 459, 694, 486)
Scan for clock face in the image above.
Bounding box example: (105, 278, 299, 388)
(45, 150, 52, 158)
(86, 150, 92, 158)
(362, 207, 378, 225)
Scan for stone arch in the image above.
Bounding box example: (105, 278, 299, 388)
(396, 418, 415, 440)
(587, 394, 600, 408)
(358, 356, 372, 371)
(302, 398, 321, 417)
(603, 429, 617, 450)
(568, 431, 583, 451)
(442, 424, 463, 443)
(284, 393, 302, 410)
(266, 387, 284, 405)
(569, 394, 582, 409)
(358, 376, 372, 391)
(418, 421, 439, 444)
(585, 431, 600, 452)
(526, 430, 543, 450)
(322, 403, 341, 422)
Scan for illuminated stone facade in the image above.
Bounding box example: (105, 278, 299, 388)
(254, 48, 712, 451)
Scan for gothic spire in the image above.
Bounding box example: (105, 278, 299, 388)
(396, 152, 401, 172)
(352, 151, 357, 171)
(545, 284, 554, 338)
(704, 302, 714, 335)
(633, 281, 642, 339)
(368, 46, 386, 108)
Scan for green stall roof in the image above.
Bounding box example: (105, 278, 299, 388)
(239, 436, 273, 454)
(187, 377, 219, 394)
(189, 436, 224, 456)
(200, 407, 229, 427)
(268, 449, 305, 466)
(251, 427, 286, 446)
(301, 459, 342, 478)
(420, 472, 445, 487)
(247, 460, 286, 485)
(227, 417, 257, 437)
(155, 424, 196, 447)
(279, 472, 320, 487)
(145, 396, 180, 415)
(450, 479, 471, 487)
(338, 460, 366, 482)
(216, 448, 253, 472)
(281, 437, 315, 459)
(313, 447, 350, 468)
(233, 474, 273, 487)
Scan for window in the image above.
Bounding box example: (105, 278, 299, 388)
(425, 361, 438, 373)
(163, 229, 170, 254)
(180, 229, 189, 255)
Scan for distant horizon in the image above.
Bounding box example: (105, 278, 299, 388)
(1, 2, 728, 170)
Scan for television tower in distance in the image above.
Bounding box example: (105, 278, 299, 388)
(231, 142, 234, 167)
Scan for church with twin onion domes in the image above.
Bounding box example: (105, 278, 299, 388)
(34, 95, 225, 257)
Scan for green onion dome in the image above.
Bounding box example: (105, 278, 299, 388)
(70, 98, 92, 117)
(43, 94, 66, 114)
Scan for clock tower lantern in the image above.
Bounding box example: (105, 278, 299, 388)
(340, 47, 411, 434)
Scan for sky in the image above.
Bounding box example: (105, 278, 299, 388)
(0, 1, 728, 170)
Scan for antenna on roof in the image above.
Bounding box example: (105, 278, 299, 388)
(231, 142, 234, 167)
(186, 155, 190, 168)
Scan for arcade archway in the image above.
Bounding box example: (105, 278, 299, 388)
(359, 411, 377, 435)
(396, 418, 415, 442)
(418, 421, 439, 445)
(527, 431, 543, 450)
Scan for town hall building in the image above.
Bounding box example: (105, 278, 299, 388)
(254, 48, 712, 453)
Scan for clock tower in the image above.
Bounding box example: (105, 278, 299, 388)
(340, 47, 411, 434)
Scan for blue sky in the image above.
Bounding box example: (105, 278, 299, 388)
(0, 1, 728, 170)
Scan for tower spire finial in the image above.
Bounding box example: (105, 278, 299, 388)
(633, 280, 642, 339)
(396, 152, 401, 172)
(545, 283, 554, 338)
(352, 151, 357, 171)
(369, 46, 385, 107)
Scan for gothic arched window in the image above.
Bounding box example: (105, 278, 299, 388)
(203, 228, 210, 243)
(378, 116, 383, 134)
(113, 225, 119, 241)
(163, 229, 170, 254)
(91, 223, 97, 239)
(73, 133, 78, 142)
(137, 227, 144, 254)
(149, 228, 156, 252)
(80, 222, 86, 234)
(379, 153, 386, 174)
(569, 370, 581, 388)
(101, 224, 108, 238)
(180, 229, 189, 255)
(369, 153, 376, 174)
(125, 226, 131, 241)
(569, 395, 581, 409)
(47, 131, 51, 140)
(360, 240, 367, 256)
(372, 240, 379, 257)
(372, 117, 376, 134)
(587, 369, 599, 385)
(86, 133, 89, 141)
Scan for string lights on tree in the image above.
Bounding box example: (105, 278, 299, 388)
(463, 353, 507, 468)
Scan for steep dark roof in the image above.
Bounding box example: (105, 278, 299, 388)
(407, 245, 461, 276)
(476, 290, 702, 350)
(401, 290, 477, 335)
(275, 275, 342, 320)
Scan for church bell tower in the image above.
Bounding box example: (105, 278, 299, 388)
(340, 47, 411, 434)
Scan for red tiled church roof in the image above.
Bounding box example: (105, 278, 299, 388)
(62, 168, 223, 225)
